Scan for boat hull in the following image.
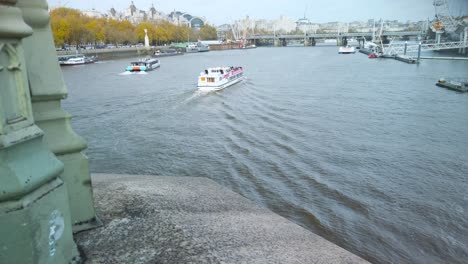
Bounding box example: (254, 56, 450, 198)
(125, 60, 160, 72)
(436, 82, 468, 93)
(198, 77, 243, 92)
(152, 53, 183, 58)
(61, 58, 97, 66)
(338, 46, 356, 54)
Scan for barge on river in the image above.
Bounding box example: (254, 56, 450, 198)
(436, 78, 468, 93)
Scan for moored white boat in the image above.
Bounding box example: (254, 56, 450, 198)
(186, 42, 210, 53)
(186, 44, 199, 53)
(153, 49, 183, 57)
(125, 58, 160, 72)
(338, 45, 356, 54)
(196, 42, 210, 52)
(197, 66, 244, 92)
(60, 54, 97, 65)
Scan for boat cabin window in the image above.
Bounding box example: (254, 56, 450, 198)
(207, 77, 215, 83)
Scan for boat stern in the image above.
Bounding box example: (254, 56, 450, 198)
(126, 65, 147, 72)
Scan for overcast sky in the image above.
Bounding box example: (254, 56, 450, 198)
(48, 0, 468, 25)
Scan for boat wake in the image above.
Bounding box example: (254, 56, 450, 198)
(184, 90, 205, 102)
(118, 71, 148, 76)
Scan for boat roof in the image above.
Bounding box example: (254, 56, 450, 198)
(58, 54, 85, 59)
(200, 67, 242, 75)
(130, 58, 159, 64)
(206, 66, 235, 70)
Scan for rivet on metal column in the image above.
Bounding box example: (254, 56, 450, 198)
(16, 0, 101, 232)
(0, 0, 80, 263)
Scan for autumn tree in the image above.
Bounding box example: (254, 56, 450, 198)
(50, 8, 82, 46)
(154, 21, 172, 45)
(50, 8, 215, 46)
(172, 25, 190, 42)
(85, 18, 106, 44)
(199, 24, 218, 40)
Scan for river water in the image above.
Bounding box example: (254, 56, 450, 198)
(61, 47, 468, 264)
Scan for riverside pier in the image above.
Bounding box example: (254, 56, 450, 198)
(0, 1, 368, 263)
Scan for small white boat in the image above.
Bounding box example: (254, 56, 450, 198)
(242, 44, 257, 49)
(197, 42, 210, 52)
(153, 49, 183, 57)
(186, 44, 199, 53)
(197, 66, 244, 92)
(186, 42, 210, 53)
(125, 58, 160, 72)
(338, 45, 356, 54)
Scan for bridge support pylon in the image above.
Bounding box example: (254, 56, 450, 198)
(0, 1, 79, 263)
(274, 38, 280, 47)
(17, 0, 100, 233)
(463, 27, 467, 55)
(436, 32, 442, 45)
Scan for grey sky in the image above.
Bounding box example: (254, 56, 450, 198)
(48, 0, 468, 25)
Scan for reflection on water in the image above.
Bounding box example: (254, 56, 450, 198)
(62, 47, 468, 264)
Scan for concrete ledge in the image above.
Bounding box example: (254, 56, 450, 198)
(75, 174, 369, 264)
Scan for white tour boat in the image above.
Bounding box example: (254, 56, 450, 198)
(125, 58, 160, 72)
(197, 66, 244, 92)
(338, 45, 356, 54)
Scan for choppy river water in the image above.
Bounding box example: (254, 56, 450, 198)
(61, 47, 468, 264)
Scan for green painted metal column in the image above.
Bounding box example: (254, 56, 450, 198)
(0, 1, 79, 263)
(16, 0, 100, 232)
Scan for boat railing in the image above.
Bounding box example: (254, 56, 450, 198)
(442, 77, 468, 83)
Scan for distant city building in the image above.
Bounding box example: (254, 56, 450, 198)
(296, 17, 313, 32)
(218, 15, 431, 39)
(168, 11, 206, 28)
(226, 15, 297, 39)
(274, 16, 297, 33)
(82, 8, 102, 18)
(81, 1, 206, 28)
(216, 24, 231, 40)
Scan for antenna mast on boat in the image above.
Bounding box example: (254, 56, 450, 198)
(372, 19, 376, 42)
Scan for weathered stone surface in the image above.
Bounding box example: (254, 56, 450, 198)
(76, 174, 369, 264)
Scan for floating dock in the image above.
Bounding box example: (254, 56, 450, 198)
(421, 56, 468, 61)
(395, 55, 417, 64)
(359, 48, 373, 55)
(436, 79, 468, 93)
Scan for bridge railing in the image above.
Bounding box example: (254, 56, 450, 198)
(384, 41, 468, 55)
(248, 31, 423, 40)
